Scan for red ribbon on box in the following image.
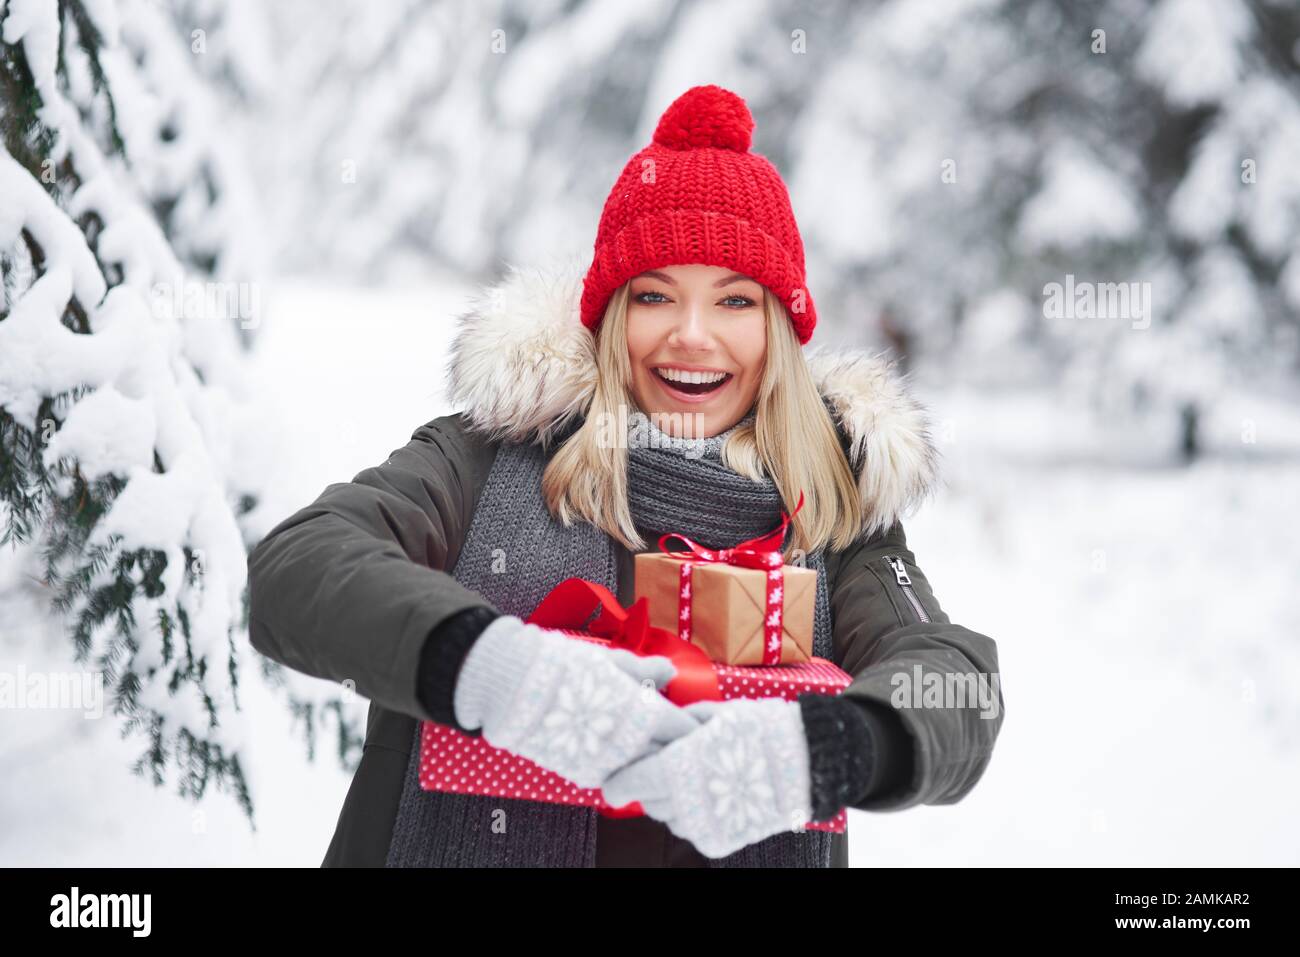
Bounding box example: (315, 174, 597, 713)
(527, 577, 720, 707)
(654, 489, 807, 665)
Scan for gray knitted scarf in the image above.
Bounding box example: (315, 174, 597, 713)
(384, 408, 836, 867)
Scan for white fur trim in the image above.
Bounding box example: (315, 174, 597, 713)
(804, 346, 941, 536)
(446, 256, 940, 533)
(447, 253, 596, 448)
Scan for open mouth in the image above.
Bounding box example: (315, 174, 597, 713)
(652, 367, 734, 397)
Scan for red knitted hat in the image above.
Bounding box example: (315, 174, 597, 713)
(580, 85, 817, 345)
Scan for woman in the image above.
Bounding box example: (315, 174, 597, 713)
(247, 85, 1004, 867)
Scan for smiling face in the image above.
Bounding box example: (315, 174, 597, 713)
(624, 263, 768, 438)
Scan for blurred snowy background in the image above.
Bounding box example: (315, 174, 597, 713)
(2, 0, 1299, 866)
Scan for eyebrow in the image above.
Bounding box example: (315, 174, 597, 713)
(635, 270, 754, 288)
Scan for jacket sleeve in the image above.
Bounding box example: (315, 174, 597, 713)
(246, 413, 501, 722)
(825, 520, 1005, 811)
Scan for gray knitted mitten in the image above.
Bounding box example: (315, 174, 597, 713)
(601, 697, 814, 858)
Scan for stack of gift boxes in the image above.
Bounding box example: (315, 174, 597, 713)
(419, 494, 852, 833)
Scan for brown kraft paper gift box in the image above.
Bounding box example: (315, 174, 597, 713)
(633, 551, 817, 665)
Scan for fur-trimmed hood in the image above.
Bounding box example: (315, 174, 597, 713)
(444, 254, 940, 536)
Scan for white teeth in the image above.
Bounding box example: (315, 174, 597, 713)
(655, 367, 729, 385)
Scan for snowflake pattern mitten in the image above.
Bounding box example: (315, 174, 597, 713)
(601, 697, 814, 859)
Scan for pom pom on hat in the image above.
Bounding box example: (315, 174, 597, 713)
(652, 84, 754, 152)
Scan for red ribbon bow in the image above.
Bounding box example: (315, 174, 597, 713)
(526, 578, 720, 706)
(655, 490, 806, 665)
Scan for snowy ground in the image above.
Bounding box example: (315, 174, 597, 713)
(2, 276, 1298, 866)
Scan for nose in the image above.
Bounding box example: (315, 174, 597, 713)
(667, 300, 713, 352)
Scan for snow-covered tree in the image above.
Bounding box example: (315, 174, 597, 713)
(0, 0, 361, 823)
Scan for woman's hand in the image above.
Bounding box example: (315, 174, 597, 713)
(452, 615, 701, 788)
(601, 697, 814, 859)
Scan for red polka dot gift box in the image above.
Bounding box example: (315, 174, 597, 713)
(418, 576, 850, 833)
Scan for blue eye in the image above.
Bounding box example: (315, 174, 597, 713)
(633, 291, 755, 308)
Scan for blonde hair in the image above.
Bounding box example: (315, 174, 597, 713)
(540, 281, 863, 559)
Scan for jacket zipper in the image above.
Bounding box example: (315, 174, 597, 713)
(884, 555, 930, 623)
